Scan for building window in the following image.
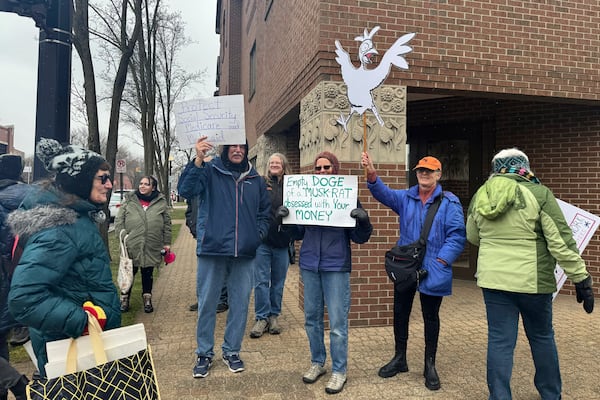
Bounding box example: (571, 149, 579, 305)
(249, 41, 256, 99)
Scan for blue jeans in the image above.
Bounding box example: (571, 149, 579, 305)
(253, 244, 290, 321)
(196, 255, 253, 358)
(483, 289, 561, 400)
(301, 269, 350, 374)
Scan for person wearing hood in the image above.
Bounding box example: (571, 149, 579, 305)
(0, 155, 31, 400)
(466, 148, 594, 400)
(178, 136, 270, 379)
(114, 175, 172, 313)
(7, 138, 121, 377)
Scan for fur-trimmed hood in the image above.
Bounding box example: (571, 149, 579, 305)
(8, 205, 78, 246)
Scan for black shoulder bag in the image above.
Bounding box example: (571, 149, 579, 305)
(384, 196, 442, 292)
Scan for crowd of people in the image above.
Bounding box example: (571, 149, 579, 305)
(0, 136, 595, 398)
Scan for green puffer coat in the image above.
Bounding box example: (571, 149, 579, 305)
(466, 174, 588, 294)
(7, 185, 121, 375)
(114, 191, 171, 268)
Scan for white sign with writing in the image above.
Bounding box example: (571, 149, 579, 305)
(115, 159, 126, 173)
(553, 199, 600, 300)
(282, 175, 358, 227)
(173, 95, 246, 148)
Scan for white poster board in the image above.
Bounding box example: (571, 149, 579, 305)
(282, 175, 358, 227)
(173, 95, 246, 148)
(553, 199, 600, 299)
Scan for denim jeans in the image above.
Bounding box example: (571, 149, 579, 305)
(195, 255, 253, 358)
(300, 269, 350, 374)
(483, 289, 561, 400)
(253, 243, 290, 320)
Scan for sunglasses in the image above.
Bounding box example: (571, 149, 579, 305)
(315, 165, 332, 171)
(95, 174, 112, 184)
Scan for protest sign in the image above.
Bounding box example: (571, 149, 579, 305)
(282, 175, 358, 227)
(553, 199, 600, 300)
(173, 95, 246, 148)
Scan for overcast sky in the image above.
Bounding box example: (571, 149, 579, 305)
(0, 0, 219, 156)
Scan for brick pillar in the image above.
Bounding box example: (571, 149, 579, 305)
(298, 81, 409, 327)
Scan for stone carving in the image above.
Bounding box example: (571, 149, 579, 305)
(300, 81, 407, 166)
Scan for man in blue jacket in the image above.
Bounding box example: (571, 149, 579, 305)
(178, 136, 270, 378)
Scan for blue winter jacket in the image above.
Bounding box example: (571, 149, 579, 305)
(367, 178, 466, 296)
(178, 157, 270, 258)
(296, 200, 373, 273)
(7, 185, 121, 375)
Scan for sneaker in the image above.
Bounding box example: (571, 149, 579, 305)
(302, 363, 326, 384)
(268, 315, 281, 335)
(325, 372, 347, 394)
(8, 326, 30, 346)
(216, 303, 229, 313)
(193, 356, 212, 378)
(222, 354, 245, 373)
(188, 303, 198, 311)
(250, 319, 269, 338)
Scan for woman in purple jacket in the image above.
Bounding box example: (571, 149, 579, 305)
(361, 152, 466, 391)
(282, 151, 372, 395)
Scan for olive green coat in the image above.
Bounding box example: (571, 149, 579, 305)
(115, 191, 172, 268)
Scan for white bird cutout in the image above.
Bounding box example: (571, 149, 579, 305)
(335, 27, 415, 132)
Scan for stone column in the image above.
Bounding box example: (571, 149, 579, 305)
(299, 81, 408, 168)
(249, 133, 287, 176)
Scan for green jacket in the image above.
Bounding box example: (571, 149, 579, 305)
(466, 174, 588, 294)
(115, 191, 172, 268)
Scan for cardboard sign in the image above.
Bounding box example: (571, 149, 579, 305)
(553, 199, 600, 300)
(173, 95, 246, 148)
(282, 175, 358, 227)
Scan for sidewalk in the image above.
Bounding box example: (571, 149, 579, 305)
(11, 221, 599, 399)
(140, 223, 600, 399)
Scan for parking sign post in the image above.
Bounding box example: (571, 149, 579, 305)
(115, 159, 126, 198)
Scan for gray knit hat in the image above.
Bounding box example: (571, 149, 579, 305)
(491, 148, 530, 173)
(36, 138, 109, 200)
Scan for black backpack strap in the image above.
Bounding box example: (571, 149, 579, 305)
(418, 195, 442, 244)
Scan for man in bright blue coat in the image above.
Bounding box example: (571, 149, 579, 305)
(178, 136, 270, 378)
(362, 152, 465, 391)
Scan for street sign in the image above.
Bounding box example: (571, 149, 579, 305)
(116, 159, 126, 173)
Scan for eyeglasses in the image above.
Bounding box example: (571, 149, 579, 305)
(416, 168, 439, 174)
(315, 165, 332, 171)
(95, 174, 112, 184)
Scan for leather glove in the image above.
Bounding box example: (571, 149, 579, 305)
(350, 208, 370, 227)
(276, 206, 289, 218)
(83, 301, 107, 334)
(575, 275, 594, 314)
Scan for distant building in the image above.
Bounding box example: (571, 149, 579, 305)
(215, 1, 600, 326)
(0, 125, 24, 157)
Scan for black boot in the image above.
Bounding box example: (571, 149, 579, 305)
(120, 293, 130, 312)
(378, 352, 409, 378)
(143, 293, 153, 313)
(424, 355, 440, 390)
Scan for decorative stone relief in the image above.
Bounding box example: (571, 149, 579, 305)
(299, 81, 407, 167)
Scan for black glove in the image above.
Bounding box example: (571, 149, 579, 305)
(276, 206, 289, 218)
(575, 275, 594, 314)
(350, 208, 370, 227)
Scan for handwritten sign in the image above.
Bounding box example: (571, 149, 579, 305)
(282, 175, 358, 227)
(173, 95, 246, 148)
(553, 199, 600, 300)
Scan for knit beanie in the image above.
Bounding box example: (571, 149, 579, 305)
(314, 151, 340, 174)
(36, 138, 109, 200)
(491, 148, 530, 173)
(0, 154, 23, 180)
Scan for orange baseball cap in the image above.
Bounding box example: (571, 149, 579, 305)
(413, 156, 442, 171)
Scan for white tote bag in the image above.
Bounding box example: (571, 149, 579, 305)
(117, 230, 134, 294)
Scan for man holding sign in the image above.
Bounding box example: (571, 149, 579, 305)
(178, 136, 270, 379)
(280, 151, 372, 395)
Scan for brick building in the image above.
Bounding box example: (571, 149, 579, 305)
(214, 0, 600, 326)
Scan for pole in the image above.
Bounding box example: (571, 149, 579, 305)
(363, 113, 367, 179)
(33, 0, 72, 180)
